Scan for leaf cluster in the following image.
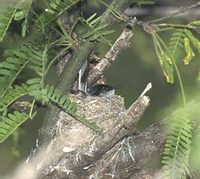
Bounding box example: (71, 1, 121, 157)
(151, 22, 200, 178)
(162, 110, 192, 179)
(0, 0, 109, 143)
(80, 13, 114, 46)
(153, 28, 200, 84)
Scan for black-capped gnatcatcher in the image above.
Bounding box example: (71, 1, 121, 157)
(78, 60, 115, 97)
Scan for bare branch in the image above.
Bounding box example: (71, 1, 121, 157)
(149, 2, 200, 23)
(40, 0, 131, 145)
(125, 6, 200, 19)
(88, 17, 137, 86)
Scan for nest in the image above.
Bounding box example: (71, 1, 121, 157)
(38, 93, 149, 179)
(10, 91, 150, 179)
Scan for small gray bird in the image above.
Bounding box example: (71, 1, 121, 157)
(78, 60, 115, 97)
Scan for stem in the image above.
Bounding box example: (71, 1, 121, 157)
(82, 14, 113, 47)
(157, 23, 197, 30)
(157, 27, 174, 32)
(97, 0, 125, 21)
(40, 0, 131, 144)
(57, 18, 73, 40)
(29, 99, 35, 118)
(154, 33, 187, 108)
(45, 46, 70, 75)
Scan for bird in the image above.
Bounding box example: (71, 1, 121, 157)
(78, 60, 115, 97)
(86, 84, 115, 97)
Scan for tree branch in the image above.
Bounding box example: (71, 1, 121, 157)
(88, 17, 136, 85)
(149, 1, 200, 23)
(125, 6, 200, 20)
(39, 0, 131, 144)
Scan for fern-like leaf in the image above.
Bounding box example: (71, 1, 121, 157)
(27, 82, 100, 131)
(190, 20, 200, 26)
(27, 78, 49, 104)
(25, 43, 49, 104)
(162, 110, 192, 179)
(0, 45, 30, 96)
(168, 29, 185, 56)
(14, 0, 33, 37)
(45, 85, 101, 132)
(45, 84, 77, 113)
(0, 0, 33, 39)
(184, 29, 200, 54)
(0, 7, 16, 41)
(81, 13, 114, 44)
(27, 44, 48, 77)
(0, 111, 30, 143)
(183, 37, 195, 65)
(37, 0, 79, 29)
(0, 84, 28, 112)
(26, 82, 76, 112)
(153, 34, 174, 83)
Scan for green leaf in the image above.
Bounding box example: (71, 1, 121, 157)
(36, 0, 79, 29)
(14, 10, 27, 21)
(190, 20, 200, 26)
(14, 0, 33, 37)
(27, 44, 48, 77)
(0, 7, 16, 41)
(0, 111, 30, 143)
(183, 37, 195, 65)
(185, 29, 200, 53)
(168, 29, 185, 56)
(0, 44, 30, 97)
(86, 13, 97, 23)
(0, 84, 28, 112)
(86, 13, 101, 26)
(44, 85, 101, 132)
(162, 110, 192, 179)
(27, 78, 49, 104)
(153, 34, 174, 84)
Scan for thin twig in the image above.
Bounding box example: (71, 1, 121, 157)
(124, 6, 200, 18)
(140, 83, 152, 97)
(136, 20, 200, 34)
(157, 23, 197, 30)
(149, 1, 200, 23)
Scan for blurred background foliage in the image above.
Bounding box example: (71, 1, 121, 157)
(0, 0, 200, 177)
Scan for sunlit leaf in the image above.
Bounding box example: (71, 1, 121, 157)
(183, 37, 195, 65)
